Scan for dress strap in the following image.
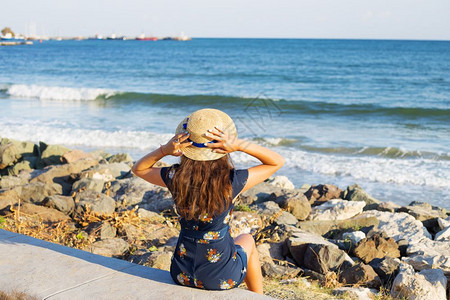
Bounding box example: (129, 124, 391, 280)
(180, 225, 230, 241)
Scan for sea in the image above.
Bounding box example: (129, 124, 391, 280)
(1, 38, 449, 208)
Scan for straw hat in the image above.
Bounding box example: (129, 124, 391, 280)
(175, 108, 237, 161)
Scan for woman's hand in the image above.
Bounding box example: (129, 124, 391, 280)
(162, 132, 192, 156)
(204, 127, 243, 154)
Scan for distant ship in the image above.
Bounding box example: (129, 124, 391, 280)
(136, 34, 157, 41)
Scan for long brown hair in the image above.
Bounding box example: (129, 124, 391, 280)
(171, 155, 234, 220)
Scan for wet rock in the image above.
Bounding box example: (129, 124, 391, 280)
(304, 243, 350, 274)
(75, 190, 116, 215)
(339, 263, 382, 288)
(12, 202, 71, 223)
(0, 142, 20, 169)
(107, 153, 133, 164)
(342, 231, 366, 245)
(41, 195, 75, 214)
(85, 238, 130, 257)
(137, 208, 165, 223)
(304, 184, 343, 206)
(376, 201, 401, 213)
(298, 214, 379, 236)
(79, 162, 130, 181)
(354, 234, 400, 264)
(434, 226, 450, 241)
(229, 211, 262, 237)
(72, 178, 105, 194)
(85, 221, 117, 239)
(359, 211, 431, 244)
(39, 143, 71, 167)
(391, 264, 447, 300)
(332, 287, 376, 300)
(257, 243, 300, 278)
(343, 184, 380, 207)
(61, 150, 93, 163)
(369, 257, 400, 284)
(308, 199, 365, 221)
(266, 175, 295, 190)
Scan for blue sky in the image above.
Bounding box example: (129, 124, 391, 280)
(2, 0, 450, 40)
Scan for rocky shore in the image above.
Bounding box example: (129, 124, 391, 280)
(1, 137, 449, 299)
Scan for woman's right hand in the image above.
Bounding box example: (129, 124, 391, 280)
(162, 132, 192, 156)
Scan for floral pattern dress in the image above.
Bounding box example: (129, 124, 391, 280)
(160, 165, 249, 290)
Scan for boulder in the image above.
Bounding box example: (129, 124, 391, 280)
(298, 214, 379, 236)
(12, 203, 70, 223)
(108, 177, 166, 207)
(257, 243, 300, 278)
(404, 239, 450, 274)
(275, 211, 298, 226)
(250, 200, 281, 216)
(41, 195, 75, 214)
(85, 221, 117, 239)
(303, 243, 350, 274)
(39, 144, 71, 167)
(266, 175, 295, 190)
(398, 203, 447, 234)
(391, 264, 447, 300)
(332, 287, 376, 300)
(0, 188, 20, 210)
(85, 238, 129, 257)
(354, 234, 400, 264)
(343, 184, 380, 207)
(1, 138, 37, 158)
(0, 173, 31, 189)
(271, 191, 311, 221)
(308, 199, 365, 221)
(61, 150, 93, 163)
(437, 217, 450, 230)
(128, 249, 172, 271)
(359, 211, 431, 244)
(339, 263, 382, 288)
(239, 182, 284, 205)
(137, 208, 165, 223)
(106, 153, 133, 164)
(342, 231, 366, 245)
(5, 182, 63, 205)
(229, 211, 262, 237)
(434, 226, 450, 241)
(122, 223, 179, 247)
(369, 257, 400, 284)
(72, 178, 105, 194)
(304, 184, 343, 206)
(75, 191, 116, 215)
(7, 157, 37, 176)
(376, 201, 401, 213)
(79, 162, 130, 181)
(0, 142, 20, 169)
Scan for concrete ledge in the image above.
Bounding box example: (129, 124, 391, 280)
(0, 229, 270, 299)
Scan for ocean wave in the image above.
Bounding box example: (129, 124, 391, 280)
(2, 83, 449, 120)
(4, 84, 116, 101)
(1, 124, 449, 188)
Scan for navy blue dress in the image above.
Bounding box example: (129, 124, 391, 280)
(160, 165, 249, 290)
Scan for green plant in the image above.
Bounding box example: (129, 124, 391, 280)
(0, 216, 5, 228)
(234, 204, 253, 212)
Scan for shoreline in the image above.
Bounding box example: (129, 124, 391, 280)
(1, 137, 449, 299)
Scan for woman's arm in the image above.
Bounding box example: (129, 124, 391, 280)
(131, 132, 192, 187)
(205, 127, 284, 193)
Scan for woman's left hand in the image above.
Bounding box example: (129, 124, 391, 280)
(162, 132, 192, 156)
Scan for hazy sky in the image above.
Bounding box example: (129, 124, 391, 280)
(2, 0, 450, 40)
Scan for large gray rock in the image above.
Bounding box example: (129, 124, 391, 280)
(437, 217, 450, 230)
(354, 234, 400, 264)
(376, 201, 401, 213)
(39, 143, 71, 167)
(7, 156, 37, 176)
(359, 211, 432, 244)
(85, 238, 129, 257)
(85, 221, 117, 239)
(0, 172, 31, 189)
(404, 239, 450, 274)
(303, 243, 350, 274)
(106, 153, 133, 164)
(41, 195, 75, 214)
(391, 264, 447, 300)
(12, 203, 71, 223)
(72, 178, 105, 194)
(304, 184, 343, 206)
(308, 199, 365, 221)
(343, 184, 380, 206)
(122, 223, 179, 247)
(79, 162, 130, 181)
(0, 142, 20, 169)
(298, 214, 379, 236)
(266, 175, 295, 190)
(271, 190, 311, 221)
(2, 182, 63, 206)
(257, 243, 300, 278)
(398, 202, 447, 222)
(137, 208, 165, 223)
(251, 200, 281, 215)
(239, 181, 284, 205)
(75, 191, 116, 215)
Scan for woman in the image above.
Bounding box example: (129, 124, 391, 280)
(132, 108, 284, 294)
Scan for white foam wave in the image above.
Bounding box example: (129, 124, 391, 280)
(1, 124, 449, 189)
(6, 84, 115, 101)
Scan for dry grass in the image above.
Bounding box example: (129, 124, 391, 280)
(0, 290, 39, 300)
